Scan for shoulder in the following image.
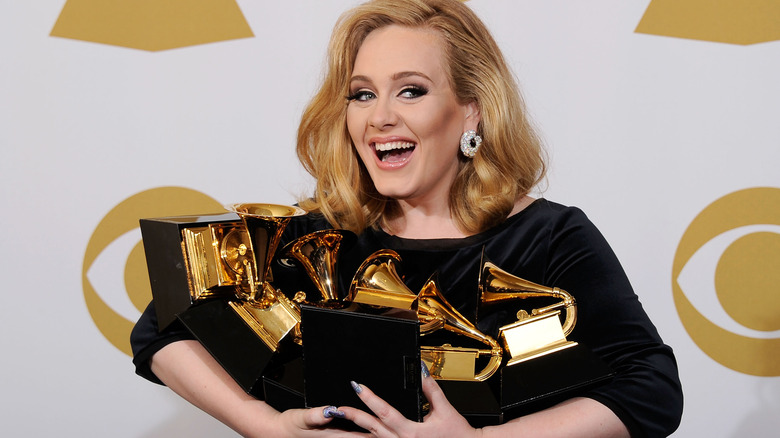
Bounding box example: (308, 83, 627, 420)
(500, 198, 596, 237)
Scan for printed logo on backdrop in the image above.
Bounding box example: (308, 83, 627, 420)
(673, 187, 780, 376)
(636, 0, 780, 45)
(50, 0, 253, 51)
(83, 187, 224, 355)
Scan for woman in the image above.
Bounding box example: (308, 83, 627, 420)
(131, 1, 683, 437)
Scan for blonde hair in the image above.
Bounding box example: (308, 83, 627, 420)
(297, 0, 546, 235)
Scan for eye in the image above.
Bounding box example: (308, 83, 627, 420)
(346, 89, 376, 102)
(677, 224, 780, 338)
(86, 228, 145, 323)
(399, 85, 428, 99)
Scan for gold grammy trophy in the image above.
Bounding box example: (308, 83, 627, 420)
(279, 229, 357, 306)
(348, 250, 503, 382)
(171, 203, 306, 396)
(477, 251, 613, 418)
(140, 210, 247, 330)
(304, 248, 425, 422)
(223, 203, 306, 350)
(479, 254, 578, 366)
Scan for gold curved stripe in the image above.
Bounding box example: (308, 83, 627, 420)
(636, 0, 780, 45)
(51, 0, 254, 51)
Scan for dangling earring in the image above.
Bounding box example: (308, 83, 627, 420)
(460, 130, 482, 158)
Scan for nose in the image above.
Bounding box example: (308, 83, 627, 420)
(368, 96, 398, 129)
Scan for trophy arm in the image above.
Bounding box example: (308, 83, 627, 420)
(474, 342, 504, 381)
(530, 287, 577, 337)
(418, 275, 504, 381)
(479, 257, 578, 337)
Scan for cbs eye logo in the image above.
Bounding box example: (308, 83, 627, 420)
(82, 187, 224, 355)
(672, 187, 780, 376)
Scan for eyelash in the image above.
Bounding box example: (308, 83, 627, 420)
(346, 90, 375, 102)
(346, 85, 429, 102)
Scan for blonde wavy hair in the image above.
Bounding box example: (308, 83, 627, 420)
(297, 0, 546, 235)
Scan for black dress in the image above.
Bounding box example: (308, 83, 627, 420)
(131, 199, 683, 437)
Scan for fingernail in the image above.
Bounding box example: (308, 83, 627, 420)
(350, 380, 363, 394)
(323, 406, 345, 419)
(421, 360, 430, 379)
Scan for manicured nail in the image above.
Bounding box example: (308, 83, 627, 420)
(323, 406, 345, 419)
(421, 360, 430, 379)
(350, 380, 363, 394)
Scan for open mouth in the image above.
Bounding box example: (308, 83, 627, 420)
(374, 141, 416, 163)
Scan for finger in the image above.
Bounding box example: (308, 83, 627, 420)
(302, 405, 344, 428)
(299, 406, 374, 437)
(350, 381, 410, 432)
(338, 405, 391, 437)
(420, 363, 458, 417)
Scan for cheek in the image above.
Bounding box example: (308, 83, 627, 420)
(420, 117, 462, 154)
(346, 107, 362, 142)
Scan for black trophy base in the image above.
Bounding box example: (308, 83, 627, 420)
(140, 213, 240, 330)
(438, 380, 503, 427)
(263, 356, 306, 411)
(500, 344, 614, 420)
(301, 305, 423, 423)
(178, 299, 284, 397)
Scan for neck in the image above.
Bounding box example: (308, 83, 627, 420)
(382, 195, 536, 239)
(384, 199, 466, 239)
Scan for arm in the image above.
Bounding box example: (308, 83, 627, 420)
(481, 397, 629, 438)
(131, 301, 362, 438)
(150, 340, 279, 438)
(151, 339, 364, 438)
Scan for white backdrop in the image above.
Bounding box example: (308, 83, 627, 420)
(2, 1, 778, 436)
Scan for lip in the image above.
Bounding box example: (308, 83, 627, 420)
(368, 136, 416, 170)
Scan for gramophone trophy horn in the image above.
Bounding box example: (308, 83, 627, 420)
(280, 229, 357, 304)
(347, 249, 420, 311)
(226, 203, 304, 300)
(479, 252, 578, 366)
(418, 274, 503, 382)
(223, 203, 306, 350)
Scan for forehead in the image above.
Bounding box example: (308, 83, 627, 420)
(352, 25, 449, 80)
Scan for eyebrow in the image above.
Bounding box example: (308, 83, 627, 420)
(349, 71, 434, 85)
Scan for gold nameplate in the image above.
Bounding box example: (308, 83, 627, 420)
(499, 310, 577, 366)
(228, 291, 302, 351)
(421, 345, 483, 381)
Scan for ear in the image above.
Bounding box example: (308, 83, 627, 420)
(463, 101, 481, 132)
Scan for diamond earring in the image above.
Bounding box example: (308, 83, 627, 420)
(460, 130, 482, 158)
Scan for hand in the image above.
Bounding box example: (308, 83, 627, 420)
(268, 406, 372, 438)
(339, 365, 480, 438)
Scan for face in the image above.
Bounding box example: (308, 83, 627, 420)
(346, 25, 480, 208)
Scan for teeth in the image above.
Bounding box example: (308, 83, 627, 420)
(374, 141, 415, 152)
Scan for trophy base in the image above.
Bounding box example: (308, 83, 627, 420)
(263, 356, 306, 411)
(438, 380, 503, 427)
(301, 305, 423, 423)
(500, 343, 614, 420)
(140, 212, 240, 330)
(177, 299, 290, 397)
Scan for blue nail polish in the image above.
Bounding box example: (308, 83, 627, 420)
(323, 406, 345, 418)
(421, 360, 430, 379)
(350, 380, 363, 394)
